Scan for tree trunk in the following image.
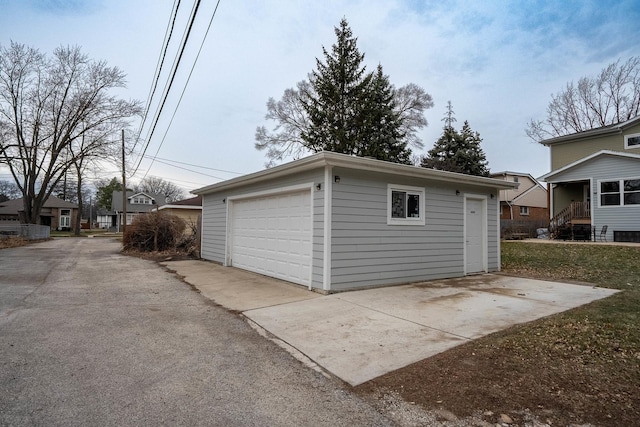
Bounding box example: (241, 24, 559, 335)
(74, 172, 83, 236)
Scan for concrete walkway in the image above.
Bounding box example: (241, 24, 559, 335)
(164, 260, 618, 386)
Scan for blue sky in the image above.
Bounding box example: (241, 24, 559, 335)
(1, 0, 639, 192)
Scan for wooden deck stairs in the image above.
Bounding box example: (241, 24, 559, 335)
(550, 202, 591, 240)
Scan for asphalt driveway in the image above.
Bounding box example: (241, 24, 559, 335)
(0, 239, 391, 426)
(166, 261, 618, 386)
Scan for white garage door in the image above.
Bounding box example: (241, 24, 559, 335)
(229, 190, 312, 286)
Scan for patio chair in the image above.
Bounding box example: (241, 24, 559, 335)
(599, 225, 608, 242)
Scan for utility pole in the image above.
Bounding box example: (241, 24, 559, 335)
(121, 129, 127, 234)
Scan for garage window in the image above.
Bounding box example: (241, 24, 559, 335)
(387, 185, 425, 225)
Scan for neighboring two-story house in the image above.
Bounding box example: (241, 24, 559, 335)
(539, 116, 640, 242)
(490, 171, 548, 221)
(101, 191, 167, 231)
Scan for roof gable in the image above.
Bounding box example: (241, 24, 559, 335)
(111, 191, 166, 211)
(540, 150, 640, 181)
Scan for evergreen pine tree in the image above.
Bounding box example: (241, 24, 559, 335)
(421, 102, 490, 176)
(302, 18, 371, 154)
(358, 65, 411, 163)
(457, 121, 490, 176)
(300, 19, 413, 162)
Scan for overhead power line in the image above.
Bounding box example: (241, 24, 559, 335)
(133, 0, 182, 165)
(141, 0, 222, 180)
(135, 157, 227, 181)
(132, 0, 204, 176)
(142, 154, 241, 175)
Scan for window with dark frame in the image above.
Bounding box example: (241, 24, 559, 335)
(625, 134, 640, 149)
(624, 179, 640, 205)
(600, 178, 640, 206)
(391, 190, 406, 218)
(391, 190, 421, 219)
(601, 181, 621, 206)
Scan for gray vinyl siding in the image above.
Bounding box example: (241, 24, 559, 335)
(329, 169, 499, 291)
(550, 155, 640, 241)
(200, 195, 227, 263)
(487, 197, 499, 270)
(200, 169, 326, 289)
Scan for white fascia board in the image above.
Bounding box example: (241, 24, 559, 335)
(194, 152, 518, 195)
(539, 150, 640, 182)
(157, 205, 202, 210)
(540, 116, 640, 146)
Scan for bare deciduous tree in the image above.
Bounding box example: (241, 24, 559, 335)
(255, 80, 433, 167)
(527, 56, 640, 141)
(0, 179, 20, 201)
(0, 42, 141, 224)
(254, 80, 314, 166)
(135, 176, 185, 203)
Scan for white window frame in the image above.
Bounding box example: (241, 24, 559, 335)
(132, 196, 152, 205)
(126, 213, 138, 225)
(598, 177, 640, 207)
(60, 209, 71, 228)
(624, 132, 640, 150)
(387, 184, 425, 225)
(519, 206, 529, 216)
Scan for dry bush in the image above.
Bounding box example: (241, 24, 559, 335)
(123, 212, 186, 252)
(0, 236, 28, 249)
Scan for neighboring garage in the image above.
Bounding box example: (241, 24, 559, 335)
(193, 152, 518, 293)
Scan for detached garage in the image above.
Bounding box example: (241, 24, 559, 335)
(193, 152, 517, 293)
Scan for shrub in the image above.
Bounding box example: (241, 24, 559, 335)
(123, 212, 186, 252)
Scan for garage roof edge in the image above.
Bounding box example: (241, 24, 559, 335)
(193, 152, 517, 195)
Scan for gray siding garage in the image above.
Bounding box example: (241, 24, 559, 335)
(195, 152, 516, 293)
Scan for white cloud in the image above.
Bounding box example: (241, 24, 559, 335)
(1, 0, 639, 191)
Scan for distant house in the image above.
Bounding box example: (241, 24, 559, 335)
(539, 116, 640, 242)
(0, 196, 78, 230)
(100, 191, 167, 231)
(490, 172, 548, 220)
(154, 195, 202, 232)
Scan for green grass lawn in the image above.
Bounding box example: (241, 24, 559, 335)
(499, 241, 640, 424)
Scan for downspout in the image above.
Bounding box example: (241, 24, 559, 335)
(505, 200, 514, 220)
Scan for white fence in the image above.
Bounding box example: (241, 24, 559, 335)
(0, 224, 50, 240)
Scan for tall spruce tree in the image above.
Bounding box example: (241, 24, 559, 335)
(256, 18, 419, 165)
(358, 65, 410, 163)
(302, 18, 372, 154)
(421, 102, 490, 176)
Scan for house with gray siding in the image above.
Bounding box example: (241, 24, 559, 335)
(194, 152, 516, 292)
(540, 116, 640, 242)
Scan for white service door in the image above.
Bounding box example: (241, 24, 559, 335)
(465, 198, 486, 274)
(230, 190, 312, 286)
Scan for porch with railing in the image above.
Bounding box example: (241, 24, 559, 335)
(550, 201, 591, 240)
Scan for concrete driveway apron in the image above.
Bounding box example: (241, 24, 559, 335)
(165, 261, 617, 387)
